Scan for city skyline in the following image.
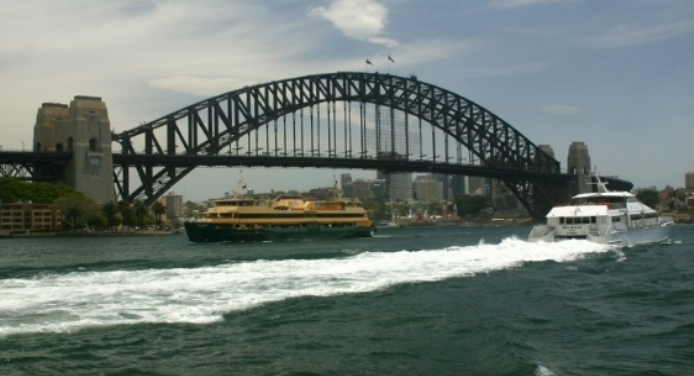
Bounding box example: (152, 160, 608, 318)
(1, 0, 692, 201)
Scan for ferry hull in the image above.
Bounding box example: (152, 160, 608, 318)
(184, 222, 375, 243)
(529, 223, 672, 246)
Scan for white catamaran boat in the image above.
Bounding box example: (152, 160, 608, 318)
(528, 176, 673, 246)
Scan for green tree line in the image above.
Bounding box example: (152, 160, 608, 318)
(0, 178, 167, 231)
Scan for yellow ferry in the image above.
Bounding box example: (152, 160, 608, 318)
(183, 182, 374, 243)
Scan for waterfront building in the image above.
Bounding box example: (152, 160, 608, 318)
(0, 202, 62, 232)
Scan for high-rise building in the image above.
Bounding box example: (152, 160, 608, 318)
(413, 174, 444, 202)
(351, 178, 387, 201)
(367, 107, 418, 201)
(686, 172, 694, 190)
(378, 169, 412, 201)
(467, 176, 485, 196)
(451, 175, 466, 198)
(371, 179, 388, 200)
(340, 173, 352, 190)
(340, 173, 354, 197)
(165, 192, 183, 218)
(352, 179, 373, 201)
(431, 173, 451, 200)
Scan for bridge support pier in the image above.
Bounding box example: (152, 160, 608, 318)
(33, 96, 115, 204)
(567, 141, 592, 196)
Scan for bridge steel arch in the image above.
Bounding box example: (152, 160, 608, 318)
(112, 72, 567, 219)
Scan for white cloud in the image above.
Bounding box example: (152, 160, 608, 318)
(308, 0, 398, 47)
(585, 20, 694, 48)
(540, 104, 581, 115)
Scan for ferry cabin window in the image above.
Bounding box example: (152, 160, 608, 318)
(560, 217, 595, 224)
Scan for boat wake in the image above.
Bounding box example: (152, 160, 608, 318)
(0, 237, 612, 336)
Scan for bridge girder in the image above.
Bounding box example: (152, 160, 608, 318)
(0, 151, 71, 181)
(113, 72, 562, 219)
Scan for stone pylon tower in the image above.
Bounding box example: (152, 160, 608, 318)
(537, 144, 555, 160)
(33, 96, 115, 204)
(567, 141, 592, 195)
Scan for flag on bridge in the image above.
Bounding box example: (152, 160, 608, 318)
(366, 59, 373, 65)
(388, 55, 394, 63)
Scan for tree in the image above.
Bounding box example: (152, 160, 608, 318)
(455, 194, 488, 216)
(53, 195, 101, 230)
(118, 200, 136, 229)
(183, 200, 206, 217)
(133, 201, 149, 228)
(86, 213, 107, 230)
(102, 202, 120, 230)
(636, 189, 659, 209)
(151, 201, 166, 227)
(0, 177, 86, 203)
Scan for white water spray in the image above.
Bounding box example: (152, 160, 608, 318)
(0, 238, 612, 336)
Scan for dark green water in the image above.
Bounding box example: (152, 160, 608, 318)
(1, 225, 692, 376)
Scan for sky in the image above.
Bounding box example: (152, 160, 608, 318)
(1, 0, 692, 201)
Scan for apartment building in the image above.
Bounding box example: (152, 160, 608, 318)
(0, 203, 62, 232)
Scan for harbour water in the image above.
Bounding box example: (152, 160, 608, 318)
(1, 225, 692, 375)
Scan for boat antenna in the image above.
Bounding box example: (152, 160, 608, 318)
(233, 166, 247, 198)
(589, 168, 609, 193)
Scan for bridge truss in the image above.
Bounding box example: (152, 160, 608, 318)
(0, 151, 70, 181)
(112, 72, 566, 218)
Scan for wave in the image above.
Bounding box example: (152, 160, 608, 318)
(0, 237, 611, 336)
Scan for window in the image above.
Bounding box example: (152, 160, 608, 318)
(89, 138, 98, 152)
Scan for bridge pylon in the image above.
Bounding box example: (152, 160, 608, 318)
(33, 96, 115, 204)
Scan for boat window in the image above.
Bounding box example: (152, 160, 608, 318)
(591, 216, 596, 224)
(559, 217, 565, 224)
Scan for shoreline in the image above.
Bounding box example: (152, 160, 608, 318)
(0, 230, 179, 239)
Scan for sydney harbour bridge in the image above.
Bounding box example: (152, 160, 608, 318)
(0, 72, 631, 220)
